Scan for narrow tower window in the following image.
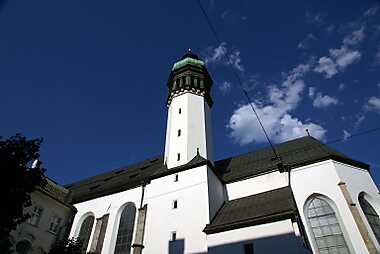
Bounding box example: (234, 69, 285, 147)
(173, 200, 178, 209)
(178, 129, 181, 136)
(177, 153, 180, 161)
(171, 231, 177, 241)
(179, 108, 181, 114)
(174, 174, 178, 182)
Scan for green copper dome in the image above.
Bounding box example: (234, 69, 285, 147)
(172, 57, 205, 71)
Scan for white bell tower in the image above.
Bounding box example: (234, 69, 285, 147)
(164, 50, 214, 169)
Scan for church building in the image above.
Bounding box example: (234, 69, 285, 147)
(67, 52, 380, 254)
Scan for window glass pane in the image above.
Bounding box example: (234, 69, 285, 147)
(307, 198, 350, 253)
(359, 196, 380, 243)
(114, 204, 136, 254)
(28, 206, 43, 226)
(78, 215, 94, 252)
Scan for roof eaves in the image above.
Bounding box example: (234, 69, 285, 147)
(203, 210, 295, 234)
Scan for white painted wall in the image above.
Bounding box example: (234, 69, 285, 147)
(333, 161, 380, 252)
(207, 219, 310, 254)
(291, 160, 374, 254)
(69, 165, 221, 254)
(12, 191, 73, 253)
(69, 186, 142, 253)
(226, 171, 288, 201)
(164, 93, 213, 169)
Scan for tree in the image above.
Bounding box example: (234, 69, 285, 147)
(48, 238, 84, 254)
(0, 134, 47, 253)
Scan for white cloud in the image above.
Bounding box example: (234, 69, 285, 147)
(314, 27, 363, 79)
(204, 43, 225, 64)
(364, 96, 380, 113)
(343, 130, 351, 141)
(355, 115, 365, 128)
(313, 93, 339, 108)
(363, 6, 379, 17)
(298, 33, 317, 49)
(204, 43, 244, 71)
(330, 46, 361, 69)
(343, 27, 365, 46)
(314, 56, 338, 78)
(314, 46, 361, 78)
(326, 24, 335, 33)
(375, 46, 380, 65)
(226, 64, 326, 145)
(229, 50, 244, 71)
(218, 81, 232, 95)
(308, 87, 339, 108)
(305, 12, 325, 25)
(308, 87, 316, 97)
(339, 83, 345, 90)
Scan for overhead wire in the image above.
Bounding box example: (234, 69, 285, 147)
(195, 0, 280, 161)
(195, 0, 380, 172)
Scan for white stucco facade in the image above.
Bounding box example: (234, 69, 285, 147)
(164, 93, 213, 169)
(12, 187, 74, 254)
(70, 165, 225, 254)
(291, 160, 380, 254)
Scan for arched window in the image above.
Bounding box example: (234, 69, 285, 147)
(306, 197, 350, 254)
(359, 196, 380, 243)
(114, 203, 137, 254)
(78, 215, 95, 252)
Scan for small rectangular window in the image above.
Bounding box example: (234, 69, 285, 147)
(173, 200, 178, 209)
(178, 129, 181, 136)
(243, 243, 254, 254)
(28, 206, 43, 226)
(171, 231, 177, 241)
(177, 153, 180, 161)
(174, 174, 178, 182)
(179, 108, 181, 114)
(48, 216, 62, 233)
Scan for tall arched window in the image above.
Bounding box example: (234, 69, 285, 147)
(306, 197, 351, 254)
(78, 215, 95, 252)
(114, 203, 137, 254)
(359, 195, 380, 243)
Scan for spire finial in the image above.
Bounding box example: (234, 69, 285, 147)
(188, 48, 192, 53)
(306, 129, 310, 136)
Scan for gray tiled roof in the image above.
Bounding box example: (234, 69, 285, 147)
(37, 178, 72, 207)
(66, 136, 369, 203)
(216, 136, 369, 183)
(203, 186, 295, 234)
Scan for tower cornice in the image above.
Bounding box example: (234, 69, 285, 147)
(166, 53, 213, 107)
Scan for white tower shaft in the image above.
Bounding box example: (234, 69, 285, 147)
(164, 92, 213, 169)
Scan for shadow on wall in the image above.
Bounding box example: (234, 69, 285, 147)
(169, 239, 184, 254)
(168, 238, 208, 254)
(208, 233, 312, 254)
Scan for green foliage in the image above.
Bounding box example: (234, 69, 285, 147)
(48, 238, 84, 254)
(0, 134, 47, 253)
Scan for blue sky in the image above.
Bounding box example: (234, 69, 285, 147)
(1, 0, 379, 187)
